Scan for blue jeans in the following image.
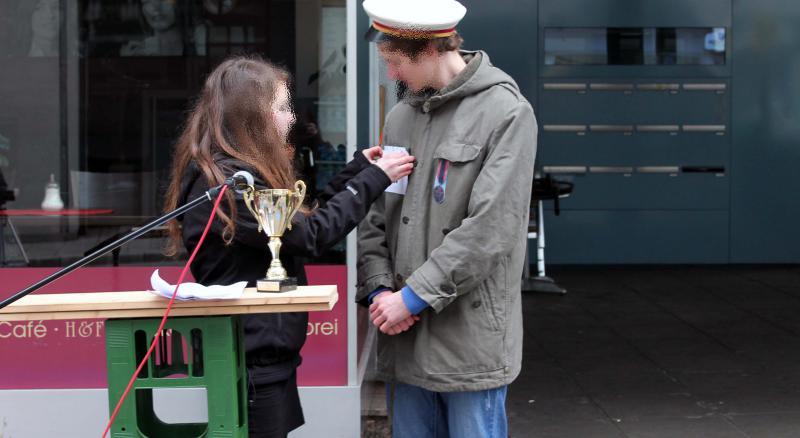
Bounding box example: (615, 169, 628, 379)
(387, 382, 508, 438)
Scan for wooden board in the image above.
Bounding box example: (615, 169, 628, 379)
(0, 285, 337, 321)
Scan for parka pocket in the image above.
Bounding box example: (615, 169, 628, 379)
(433, 142, 481, 163)
(429, 142, 482, 206)
(477, 284, 500, 332)
(477, 256, 509, 332)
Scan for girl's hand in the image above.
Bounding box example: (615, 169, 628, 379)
(362, 146, 383, 162)
(375, 153, 416, 182)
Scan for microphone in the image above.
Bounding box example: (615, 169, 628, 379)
(224, 170, 254, 193)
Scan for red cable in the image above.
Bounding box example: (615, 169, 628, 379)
(102, 185, 228, 438)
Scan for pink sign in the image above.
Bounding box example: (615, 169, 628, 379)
(0, 265, 348, 389)
(297, 265, 348, 386)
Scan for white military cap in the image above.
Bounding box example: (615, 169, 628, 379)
(363, 0, 467, 41)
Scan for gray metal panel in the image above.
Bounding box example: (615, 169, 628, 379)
(542, 173, 729, 210)
(542, 210, 730, 263)
(540, 80, 730, 124)
(539, 0, 731, 27)
(540, 64, 731, 79)
(730, 0, 800, 262)
(539, 131, 730, 168)
(0, 389, 108, 437)
(294, 386, 361, 437)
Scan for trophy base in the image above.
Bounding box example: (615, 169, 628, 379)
(256, 277, 298, 293)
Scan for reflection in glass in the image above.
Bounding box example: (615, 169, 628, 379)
(29, 0, 60, 57)
(119, 0, 184, 56)
(544, 27, 726, 66)
(0, 0, 349, 266)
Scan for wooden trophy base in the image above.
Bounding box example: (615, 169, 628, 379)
(257, 277, 298, 293)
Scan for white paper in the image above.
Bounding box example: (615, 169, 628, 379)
(383, 145, 409, 195)
(149, 269, 246, 300)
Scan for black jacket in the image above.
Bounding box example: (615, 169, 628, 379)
(179, 152, 390, 384)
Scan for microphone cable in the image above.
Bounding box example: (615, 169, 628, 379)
(102, 184, 228, 438)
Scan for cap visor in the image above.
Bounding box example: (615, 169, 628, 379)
(364, 26, 389, 42)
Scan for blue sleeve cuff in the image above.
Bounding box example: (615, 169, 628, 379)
(368, 287, 392, 304)
(401, 285, 429, 315)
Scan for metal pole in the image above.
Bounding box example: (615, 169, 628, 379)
(0, 187, 221, 310)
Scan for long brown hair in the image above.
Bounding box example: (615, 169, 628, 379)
(163, 55, 297, 256)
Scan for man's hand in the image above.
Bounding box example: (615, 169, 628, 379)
(370, 291, 419, 335)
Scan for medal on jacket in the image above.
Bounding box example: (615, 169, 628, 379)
(433, 159, 449, 204)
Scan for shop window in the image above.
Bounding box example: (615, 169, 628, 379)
(544, 27, 726, 66)
(0, 0, 348, 267)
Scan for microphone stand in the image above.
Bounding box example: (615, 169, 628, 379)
(0, 184, 229, 310)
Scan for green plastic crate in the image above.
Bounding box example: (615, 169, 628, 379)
(105, 316, 248, 437)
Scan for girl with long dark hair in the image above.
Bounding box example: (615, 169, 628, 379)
(163, 55, 414, 437)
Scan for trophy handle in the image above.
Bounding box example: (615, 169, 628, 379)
(294, 180, 307, 200)
(241, 184, 263, 233)
(285, 180, 307, 231)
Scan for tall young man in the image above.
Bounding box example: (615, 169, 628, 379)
(357, 0, 538, 436)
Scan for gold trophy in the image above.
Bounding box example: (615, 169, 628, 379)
(243, 180, 307, 292)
